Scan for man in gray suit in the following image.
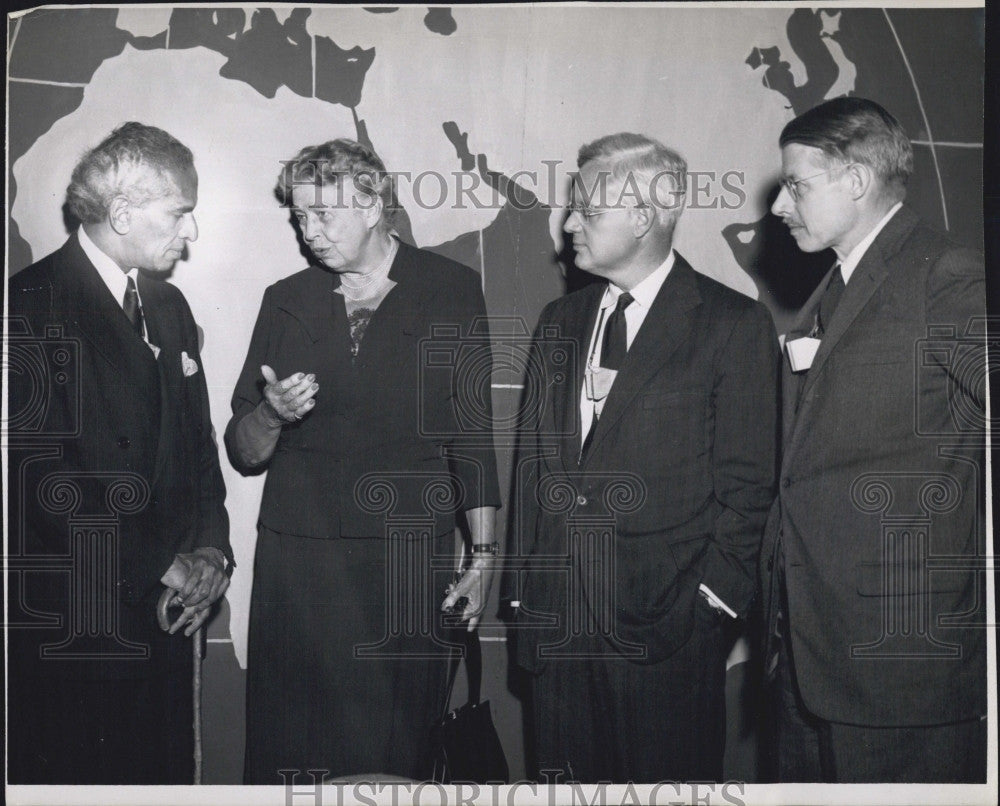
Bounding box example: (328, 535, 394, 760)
(760, 97, 986, 782)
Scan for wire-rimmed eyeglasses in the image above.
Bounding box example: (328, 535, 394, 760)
(780, 163, 856, 202)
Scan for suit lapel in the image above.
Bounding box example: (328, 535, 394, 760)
(138, 277, 180, 490)
(785, 205, 919, 465)
(139, 273, 179, 358)
(785, 273, 827, 345)
(554, 284, 603, 472)
(779, 265, 831, 442)
(55, 234, 160, 406)
(797, 258, 890, 402)
(53, 233, 158, 382)
(581, 256, 702, 464)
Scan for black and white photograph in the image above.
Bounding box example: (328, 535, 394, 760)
(4, 2, 996, 805)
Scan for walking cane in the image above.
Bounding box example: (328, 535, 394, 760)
(158, 587, 203, 784)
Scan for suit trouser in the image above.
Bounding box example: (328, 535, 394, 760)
(529, 598, 728, 783)
(770, 605, 987, 783)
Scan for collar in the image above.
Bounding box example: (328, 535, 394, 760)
(78, 225, 141, 307)
(600, 250, 676, 311)
(840, 201, 903, 284)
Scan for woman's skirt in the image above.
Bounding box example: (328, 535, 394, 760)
(244, 526, 459, 783)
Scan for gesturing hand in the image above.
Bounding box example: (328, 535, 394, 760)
(261, 364, 318, 424)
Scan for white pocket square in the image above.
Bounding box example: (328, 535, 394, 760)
(181, 351, 199, 377)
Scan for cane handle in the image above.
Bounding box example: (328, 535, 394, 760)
(157, 587, 177, 632)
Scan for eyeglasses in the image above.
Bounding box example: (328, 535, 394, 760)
(567, 204, 614, 222)
(780, 163, 855, 202)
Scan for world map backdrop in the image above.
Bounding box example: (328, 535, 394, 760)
(7, 3, 984, 782)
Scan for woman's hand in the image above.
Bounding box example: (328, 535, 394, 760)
(442, 557, 496, 632)
(442, 508, 498, 631)
(261, 364, 318, 424)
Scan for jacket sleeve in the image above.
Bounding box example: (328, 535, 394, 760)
(700, 300, 780, 617)
(179, 295, 233, 566)
(924, 244, 986, 411)
(499, 304, 557, 604)
(224, 286, 276, 475)
(432, 268, 502, 513)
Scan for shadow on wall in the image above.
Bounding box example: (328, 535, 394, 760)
(724, 184, 834, 335)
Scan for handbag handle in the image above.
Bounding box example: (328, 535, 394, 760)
(443, 630, 482, 716)
(465, 630, 482, 706)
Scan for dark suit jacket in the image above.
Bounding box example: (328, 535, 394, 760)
(759, 205, 987, 726)
(225, 241, 501, 538)
(7, 232, 231, 680)
(512, 254, 779, 671)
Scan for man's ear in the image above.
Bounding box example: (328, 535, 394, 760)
(108, 195, 131, 235)
(631, 202, 657, 239)
(846, 162, 873, 201)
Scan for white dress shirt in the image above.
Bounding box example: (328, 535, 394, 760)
(579, 251, 676, 440)
(839, 201, 903, 284)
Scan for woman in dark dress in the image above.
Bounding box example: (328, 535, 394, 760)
(226, 139, 500, 783)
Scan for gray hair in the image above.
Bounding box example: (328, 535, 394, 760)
(66, 122, 195, 223)
(577, 132, 687, 212)
(275, 138, 395, 227)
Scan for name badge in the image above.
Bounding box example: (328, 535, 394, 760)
(786, 336, 821, 372)
(585, 365, 618, 401)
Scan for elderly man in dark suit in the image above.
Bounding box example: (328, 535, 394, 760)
(7, 122, 232, 784)
(510, 133, 779, 783)
(760, 97, 987, 782)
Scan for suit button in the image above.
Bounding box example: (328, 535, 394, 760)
(781, 478, 790, 489)
(576, 495, 588, 506)
(118, 436, 130, 449)
(767, 557, 774, 571)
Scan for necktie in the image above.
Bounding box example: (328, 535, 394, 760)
(816, 264, 844, 335)
(600, 292, 634, 369)
(123, 276, 144, 338)
(581, 291, 634, 463)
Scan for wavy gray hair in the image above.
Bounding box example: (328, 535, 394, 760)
(66, 122, 195, 224)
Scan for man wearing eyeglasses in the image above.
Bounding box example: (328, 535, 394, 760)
(760, 97, 986, 782)
(509, 133, 778, 782)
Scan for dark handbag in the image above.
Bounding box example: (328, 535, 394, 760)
(431, 631, 509, 784)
